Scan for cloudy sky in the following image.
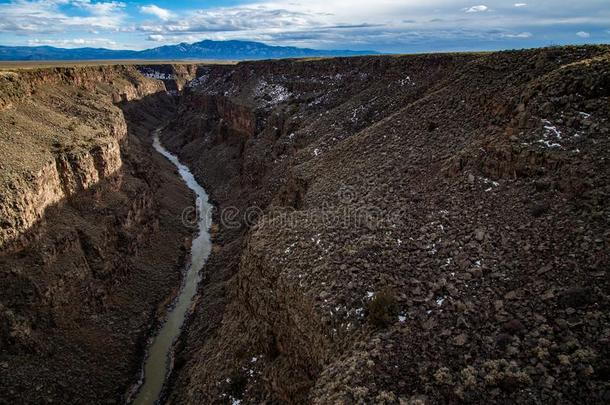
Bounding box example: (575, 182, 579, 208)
(0, 0, 608, 52)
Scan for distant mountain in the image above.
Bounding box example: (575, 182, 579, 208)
(0, 45, 137, 61)
(0, 40, 378, 61)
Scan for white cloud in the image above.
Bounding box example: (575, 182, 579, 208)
(0, 0, 609, 52)
(76, 1, 126, 16)
(576, 31, 590, 38)
(27, 37, 118, 48)
(464, 5, 488, 13)
(146, 34, 165, 41)
(140, 5, 172, 21)
(0, 0, 127, 33)
(124, 1, 610, 51)
(501, 31, 532, 38)
(137, 6, 325, 35)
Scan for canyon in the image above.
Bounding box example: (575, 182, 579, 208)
(0, 64, 199, 403)
(1, 45, 609, 404)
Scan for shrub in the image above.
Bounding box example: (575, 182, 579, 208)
(367, 289, 399, 328)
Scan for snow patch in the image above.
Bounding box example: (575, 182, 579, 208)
(187, 74, 209, 88)
(535, 119, 563, 149)
(255, 79, 291, 106)
(142, 71, 176, 80)
(284, 241, 297, 254)
(538, 139, 562, 148)
(398, 76, 415, 87)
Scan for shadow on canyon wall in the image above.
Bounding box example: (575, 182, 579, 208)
(0, 91, 197, 404)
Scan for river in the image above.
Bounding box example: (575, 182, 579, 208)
(131, 129, 213, 404)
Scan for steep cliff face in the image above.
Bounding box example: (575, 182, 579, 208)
(138, 64, 200, 92)
(0, 65, 196, 403)
(0, 138, 126, 251)
(164, 46, 610, 404)
(0, 65, 168, 251)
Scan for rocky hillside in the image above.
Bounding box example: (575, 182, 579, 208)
(0, 64, 197, 403)
(161, 46, 610, 404)
(0, 46, 608, 405)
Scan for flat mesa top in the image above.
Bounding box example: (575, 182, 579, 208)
(0, 52, 480, 70)
(0, 59, 237, 70)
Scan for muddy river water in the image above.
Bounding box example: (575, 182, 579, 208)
(132, 129, 213, 404)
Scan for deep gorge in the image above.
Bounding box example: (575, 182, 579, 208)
(1, 45, 610, 404)
(0, 64, 199, 403)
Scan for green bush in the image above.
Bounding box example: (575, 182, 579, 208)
(367, 289, 399, 328)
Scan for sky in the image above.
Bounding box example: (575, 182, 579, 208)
(0, 0, 609, 53)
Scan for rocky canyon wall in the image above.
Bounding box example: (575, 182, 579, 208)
(0, 64, 197, 403)
(163, 46, 610, 404)
(1, 47, 609, 405)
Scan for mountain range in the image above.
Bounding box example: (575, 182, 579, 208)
(0, 40, 379, 61)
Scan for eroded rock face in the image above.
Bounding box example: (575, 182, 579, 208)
(0, 65, 196, 403)
(164, 46, 610, 404)
(0, 65, 166, 251)
(0, 139, 125, 251)
(137, 64, 199, 91)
